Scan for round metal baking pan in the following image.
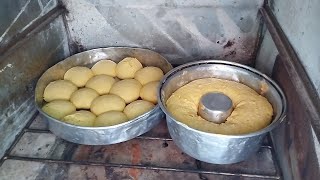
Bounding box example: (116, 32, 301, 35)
(158, 60, 286, 164)
(35, 47, 172, 145)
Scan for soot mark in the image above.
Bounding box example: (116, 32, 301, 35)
(223, 40, 235, 48)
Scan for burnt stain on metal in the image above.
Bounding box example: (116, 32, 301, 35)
(162, 141, 168, 148)
(62, 143, 78, 161)
(195, 160, 208, 180)
(223, 40, 235, 48)
(70, 40, 85, 54)
(224, 50, 237, 58)
(93, 148, 105, 160)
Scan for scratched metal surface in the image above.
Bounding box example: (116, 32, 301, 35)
(0, 0, 57, 46)
(0, 16, 70, 159)
(0, 114, 280, 179)
(61, 0, 263, 64)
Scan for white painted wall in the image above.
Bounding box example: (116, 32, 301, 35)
(272, 0, 320, 95)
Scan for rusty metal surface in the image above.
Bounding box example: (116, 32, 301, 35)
(61, 0, 264, 65)
(0, 0, 58, 46)
(0, 16, 70, 159)
(271, 57, 320, 180)
(0, 114, 280, 179)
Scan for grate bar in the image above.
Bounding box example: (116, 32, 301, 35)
(5, 155, 280, 179)
(0, 112, 38, 167)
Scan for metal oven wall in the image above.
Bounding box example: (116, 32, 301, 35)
(61, 0, 264, 65)
(0, 0, 70, 159)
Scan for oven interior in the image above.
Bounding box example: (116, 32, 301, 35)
(0, 0, 319, 179)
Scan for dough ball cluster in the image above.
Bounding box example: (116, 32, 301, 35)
(41, 57, 164, 127)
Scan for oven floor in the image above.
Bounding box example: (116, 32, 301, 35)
(0, 113, 281, 180)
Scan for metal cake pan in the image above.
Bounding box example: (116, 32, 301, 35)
(35, 47, 172, 145)
(158, 60, 286, 164)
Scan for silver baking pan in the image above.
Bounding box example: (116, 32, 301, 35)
(158, 60, 286, 164)
(35, 47, 172, 145)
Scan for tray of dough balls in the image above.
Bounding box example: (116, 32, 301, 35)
(35, 47, 172, 145)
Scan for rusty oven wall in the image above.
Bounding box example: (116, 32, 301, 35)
(0, 0, 265, 159)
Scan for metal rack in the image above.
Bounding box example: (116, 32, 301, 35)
(0, 112, 281, 179)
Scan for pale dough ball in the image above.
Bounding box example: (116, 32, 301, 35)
(116, 57, 143, 79)
(109, 79, 142, 103)
(124, 100, 155, 119)
(91, 60, 116, 77)
(134, 67, 164, 85)
(90, 94, 126, 115)
(64, 66, 93, 87)
(85, 75, 115, 95)
(43, 80, 77, 102)
(94, 111, 129, 127)
(70, 88, 99, 109)
(42, 100, 76, 119)
(63, 110, 96, 127)
(140, 81, 159, 104)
